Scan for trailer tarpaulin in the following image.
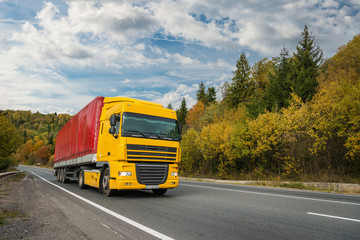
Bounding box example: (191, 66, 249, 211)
(54, 97, 104, 163)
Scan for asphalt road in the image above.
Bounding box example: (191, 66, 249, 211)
(18, 165, 360, 240)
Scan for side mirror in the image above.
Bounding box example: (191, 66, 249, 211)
(109, 126, 116, 134)
(110, 114, 118, 126)
(109, 114, 119, 138)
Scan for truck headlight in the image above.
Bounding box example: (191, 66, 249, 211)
(171, 172, 178, 177)
(118, 171, 132, 177)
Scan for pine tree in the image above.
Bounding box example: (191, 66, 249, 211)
(291, 25, 323, 102)
(176, 97, 188, 125)
(196, 82, 207, 103)
(225, 52, 253, 108)
(196, 82, 217, 106)
(206, 87, 216, 104)
(166, 103, 173, 110)
(265, 47, 292, 111)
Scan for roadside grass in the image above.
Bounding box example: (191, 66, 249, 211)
(0, 172, 26, 226)
(248, 181, 360, 194)
(181, 176, 360, 195)
(250, 182, 317, 191)
(0, 210, 26, 226)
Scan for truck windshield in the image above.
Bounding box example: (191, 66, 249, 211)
(121, 112, 179, 141)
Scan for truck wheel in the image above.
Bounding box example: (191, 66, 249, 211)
(101, 168, 114, 197)
(60, 168, 65, 183)
(152, 189, 167, 195)
(56, 169, 61, 182)
(60, 168, 69, 183)
(78, 169, 87, 189)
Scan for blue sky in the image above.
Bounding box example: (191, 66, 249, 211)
(0, 0, 359, 114)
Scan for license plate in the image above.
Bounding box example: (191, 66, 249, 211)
(146, 185, 159, 189)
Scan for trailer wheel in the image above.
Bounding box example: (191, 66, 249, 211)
(78, 169, 87, 189)
(152, 189, 167, 195)
(101, 168, 114, 197)
(60, 168, 65, 183)
(56, 169, 61, 182)
(60, 168, 69, 183)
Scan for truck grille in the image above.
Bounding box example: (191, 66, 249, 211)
(136, 164, 168, 185)
(127, 144, 177, 161)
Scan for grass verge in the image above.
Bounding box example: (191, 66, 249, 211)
(0, 172, 26, 226)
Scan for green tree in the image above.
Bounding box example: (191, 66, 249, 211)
(166, 103, 173, 110)
(206, 87, 217, 105)
(225, 52, 253, 108)
(291, 25, 323, 102)
(0, 116, 22, 171)
(265, 47, 292, 111)
(196, 82, 207, 103)
(176, 97, 188, 125)
(196, 82, 216, 106)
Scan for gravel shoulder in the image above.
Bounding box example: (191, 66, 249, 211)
(0, 172, 88, 240)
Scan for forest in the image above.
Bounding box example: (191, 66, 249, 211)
(0, 110, 71, 171)
(1, 26, 359, 183)
(178, 27, 360, 182)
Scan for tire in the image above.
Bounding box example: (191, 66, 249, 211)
(60, 168, 65, 183)
(60, 168, 69, 184)
(78, 169, 87, 189)
(56, 169, 61, 182)
(101, 168, 114, 197)
(152, 189, 167, 195)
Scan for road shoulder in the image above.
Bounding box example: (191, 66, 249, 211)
(0, 172, 88, 240)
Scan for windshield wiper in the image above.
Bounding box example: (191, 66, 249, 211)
(122, 130, 146, 138)
(157, 133, 175, 140)
(143, 132, 162, 139)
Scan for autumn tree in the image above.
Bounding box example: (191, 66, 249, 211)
(186, 101, 205, 130)
(35, 145, 51, 165)
(0, 116, 22, 171)
(246, 57, 275, 117)
(251, 58, 274, 96)
(290, 25, 323, 102)
(179, 129, 202, 174)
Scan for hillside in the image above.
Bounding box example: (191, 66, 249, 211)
(0, 110, 71, 167)
(180, 33, 360, 182)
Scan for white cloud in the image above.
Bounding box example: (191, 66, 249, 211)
(0, 0, 359, 114)
(121, 79, 132, 84)
(148, 0, 236, 50)
(0, 58, 93, 114)
(154, 84, 198, 110)
(322, 0, 340, 8)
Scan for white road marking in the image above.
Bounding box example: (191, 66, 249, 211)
(307, 212, 360, 223)
(30, 171, 174, 240)
(181, 183, 360, 206)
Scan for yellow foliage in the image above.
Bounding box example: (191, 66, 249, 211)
(179, 129, 201, 173)
(32, 140, 44, 153)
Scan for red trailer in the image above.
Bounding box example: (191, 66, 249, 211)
(54, 97, 104, 167)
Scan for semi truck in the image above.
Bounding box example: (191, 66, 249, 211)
(54, 96, 181, 196)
